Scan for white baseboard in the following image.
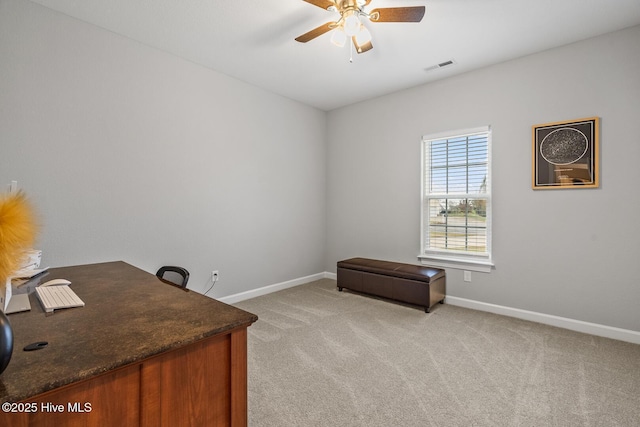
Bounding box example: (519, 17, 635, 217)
(325, 272, 337, 280)
(219, 273, 640, 345)
(218, 272, 332, 305)
(445, 296, 640, 345)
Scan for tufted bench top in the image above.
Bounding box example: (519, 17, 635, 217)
(337, 258, 445, 283)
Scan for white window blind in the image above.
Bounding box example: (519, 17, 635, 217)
(421, 126, 492, 266)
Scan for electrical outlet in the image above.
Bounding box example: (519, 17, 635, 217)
(463, 270, 472, 282)
(211, 270, 219, 282)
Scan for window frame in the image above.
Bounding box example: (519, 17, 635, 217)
(419, 126, 494, 273)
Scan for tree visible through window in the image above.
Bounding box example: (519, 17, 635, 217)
(421, 127, 491, 261)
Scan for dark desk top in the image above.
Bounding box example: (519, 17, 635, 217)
(0, 261, 257, 403)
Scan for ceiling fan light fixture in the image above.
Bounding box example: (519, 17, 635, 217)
(355, 24, 372, 45)
(331, 28, 347, 47)
(343, 11, 361, 36)
(295, 0, 426, 54)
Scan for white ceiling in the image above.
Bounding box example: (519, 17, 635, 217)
(29, 0, 640, 111)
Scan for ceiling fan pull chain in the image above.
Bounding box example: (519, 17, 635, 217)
(349, 41, 354, 63)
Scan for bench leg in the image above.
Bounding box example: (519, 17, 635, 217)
(338, 287, 343, 292)
(425, 298, 446, 313)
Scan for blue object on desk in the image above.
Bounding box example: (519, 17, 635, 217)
(0, 310, 13, 374)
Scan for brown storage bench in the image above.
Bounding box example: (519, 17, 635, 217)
(337, 258, 446, 313)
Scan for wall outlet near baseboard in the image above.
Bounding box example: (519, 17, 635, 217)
(463, 270, 472, 282)
(211, 270, 219, 282)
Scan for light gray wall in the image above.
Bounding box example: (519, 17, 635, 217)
(2, 0, 639, 332)
(326, 25, 640, 331)
(0, 0, 327, 297)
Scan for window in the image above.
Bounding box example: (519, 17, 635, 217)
(420, 126, 492, 272)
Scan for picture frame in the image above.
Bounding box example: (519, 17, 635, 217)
(532, 117, 599, 189)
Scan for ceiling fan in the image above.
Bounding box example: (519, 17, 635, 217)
(295, 0, 425, 54)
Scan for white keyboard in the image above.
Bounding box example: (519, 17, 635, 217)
(35, 285, 85, 313)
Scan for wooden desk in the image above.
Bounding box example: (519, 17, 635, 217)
(0, 262, 257, 426)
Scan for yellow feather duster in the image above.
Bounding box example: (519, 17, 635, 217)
(0, 191, 39, 283)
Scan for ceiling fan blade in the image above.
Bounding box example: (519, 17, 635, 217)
(295, 22, 337, 43)
(301, 0, 336, 11)
(352, 37, 373, 54)
(369, 6, 426, 23)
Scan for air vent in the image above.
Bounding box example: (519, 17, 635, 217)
(424, 59, 456, 72)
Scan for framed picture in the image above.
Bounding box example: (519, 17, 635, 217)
(532, 117, 600, 189)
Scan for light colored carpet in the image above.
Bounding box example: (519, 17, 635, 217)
(234, 279, 640, 427)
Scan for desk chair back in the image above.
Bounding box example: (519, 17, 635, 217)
(156, 266, 190, 289)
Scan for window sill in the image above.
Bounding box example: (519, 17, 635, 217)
(417, 255, 494, 273)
